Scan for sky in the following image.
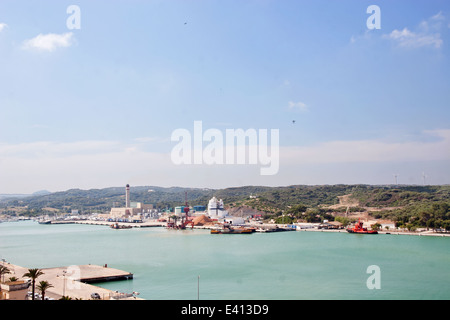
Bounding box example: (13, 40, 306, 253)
(0, 0, 449, 193)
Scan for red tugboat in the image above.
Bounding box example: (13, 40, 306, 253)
(347, 218, 378, 234)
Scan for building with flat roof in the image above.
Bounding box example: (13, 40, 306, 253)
(193, 205, 206, 212)
(0, 280, 30, 300)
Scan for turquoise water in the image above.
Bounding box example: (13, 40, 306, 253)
(1, 221, 449, 300)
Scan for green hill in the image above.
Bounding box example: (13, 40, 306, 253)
(1, 184, 449, 231)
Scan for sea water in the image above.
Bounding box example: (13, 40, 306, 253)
(1, 220, 449, 300)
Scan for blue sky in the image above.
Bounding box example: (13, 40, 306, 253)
(0, 0, 449, 193)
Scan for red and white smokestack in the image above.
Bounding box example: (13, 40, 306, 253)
(126, 184, 130, 208)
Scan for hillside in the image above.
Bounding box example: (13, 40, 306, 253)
(0, 186, 215, 213)
(0, 184, 363, 213)
(1, 184, 449, 231)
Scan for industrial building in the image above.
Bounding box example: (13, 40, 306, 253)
(207, 196, 228, 219)
(193, 205, 206, 212)
(108, 184, 153, 220)
(207, 196, 244, 225)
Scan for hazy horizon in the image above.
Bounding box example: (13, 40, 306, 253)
(2, 181, 449, 197)
(1, 1, 449, 194)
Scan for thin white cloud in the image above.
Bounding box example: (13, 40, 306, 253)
(349, 29, 373, 44)
(281, 129, 450, 164)
(0, 23, 8, 32)
(431, 11, 444, 21)
(0, 140, 173, 193)
(384, 12, 445, 49)
(4, 131, 449, 166)
(133, 136, 168, 144)
(384, 27, 442, 48)
(22, 32, 74, 52)
(288, 101, 308, 112)
(0, 140, 122, 158)
(1, 130, 449, 191)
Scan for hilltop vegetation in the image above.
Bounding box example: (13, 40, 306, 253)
(352, 186, 450, 231)
(351, 185, 450, 207)
(1, 184, 449, 231)
(0, 186, 216, 215)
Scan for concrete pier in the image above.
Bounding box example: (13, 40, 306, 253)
(51, 220, 165, 228)
(4, 263, 138, 300)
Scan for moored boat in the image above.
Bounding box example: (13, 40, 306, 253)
(211, 225, 253, 234)
(347, 219, 378, 234)
(110, 223, 132, 229)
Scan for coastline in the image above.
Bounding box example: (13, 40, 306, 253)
(297, 227, 450, 237)
(45, 219, 450, 237)
(2, 262, 139, 300)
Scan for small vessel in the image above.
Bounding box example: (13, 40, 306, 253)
(347, 219, 378, 234)
(38, 220, 52, 225)
(267, 226, 295, 232)
(211, 225, 253, 234)
(255, 225, 295, 232)
(110, 223, 132, 229)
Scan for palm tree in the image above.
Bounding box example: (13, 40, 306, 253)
(23, 268, 44, 300)
(0, 265, 11, 283)
(36, 281, 53, 300)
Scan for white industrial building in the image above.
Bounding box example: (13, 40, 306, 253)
(208, 197, 228, 219)
(207, 196, 244, 225)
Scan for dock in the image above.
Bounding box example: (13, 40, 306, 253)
(4, 263, 139, 300)
(254, 226, 296, 232)
(50, 220, 165, 228)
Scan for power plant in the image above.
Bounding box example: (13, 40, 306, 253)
(109, 184, 153, 220)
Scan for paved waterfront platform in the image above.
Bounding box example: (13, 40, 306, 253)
(5, 263, 139, 300)
(51, 220, 165, 228)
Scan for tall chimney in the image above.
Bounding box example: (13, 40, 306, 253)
(126, 184, 130, 208)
